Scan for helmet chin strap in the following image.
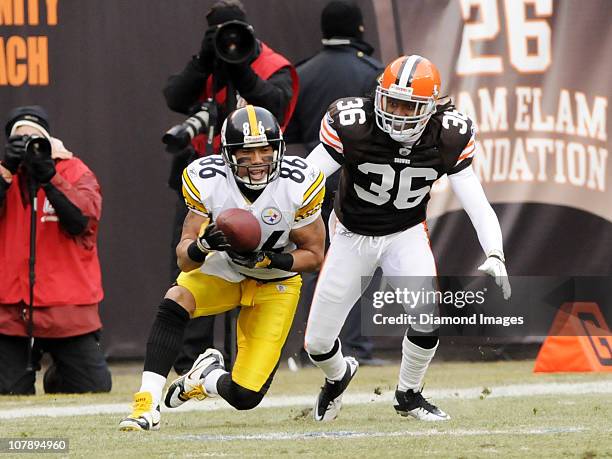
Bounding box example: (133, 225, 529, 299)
(389, 125, 425, 145)
(392, 134, 418, 145)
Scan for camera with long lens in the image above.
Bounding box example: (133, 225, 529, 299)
(161, 21, 255, 152)
(23, 135, 52, 162)
(213, 20, 256, 64)
(162, 102, 217, 151)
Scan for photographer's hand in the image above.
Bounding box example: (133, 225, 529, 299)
(2, 135, 27, 174)
(197, 28, 217, 74)
(30, 153, 56, 184)
(225, 61, 257, 93)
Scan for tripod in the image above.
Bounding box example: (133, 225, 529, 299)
(24, 173, 40, 372)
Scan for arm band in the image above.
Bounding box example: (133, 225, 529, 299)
(268, 252, 294, 271)
(187, 240, 207, 263)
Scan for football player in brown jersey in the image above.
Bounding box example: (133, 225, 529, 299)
(304, 55, 511, 422)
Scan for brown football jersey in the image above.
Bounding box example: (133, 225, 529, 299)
(319, 97, 476, 236)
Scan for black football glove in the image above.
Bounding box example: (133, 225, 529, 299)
(2, 135, 27, 174)
(228, 250, 293, 271)
(227, 250, 267, 269)
(196, 221, 231, 252)
(29, 152, 56, 184)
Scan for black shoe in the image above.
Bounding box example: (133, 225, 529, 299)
(313, 357, 359, 422)
(393, 388, 450, 421)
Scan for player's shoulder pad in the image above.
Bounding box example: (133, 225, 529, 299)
(432, 102, 475, 153)
(183, 154, 227, 200)
(325, 96, 374, 139)
(326, 96, 370, 117)
(283, 155, 325, 224)
(280, 155, 325, 207)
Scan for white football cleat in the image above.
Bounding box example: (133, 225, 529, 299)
(119, 391, 161, 431)
(393, 388, 450, 421)
(313, 357, 359, 422)
(164, 348, 225, 408)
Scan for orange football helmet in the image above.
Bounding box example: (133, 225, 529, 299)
(374, 55, 441, 143)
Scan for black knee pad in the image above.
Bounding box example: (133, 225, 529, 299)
(217, 375, 265, 411)
(231, 384, 265, 411)
(156, 298, 191, 326)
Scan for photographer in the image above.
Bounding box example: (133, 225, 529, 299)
(0, 106, 111, 395)
(163, 0, 297, 159)
(162, 0, 298, 373)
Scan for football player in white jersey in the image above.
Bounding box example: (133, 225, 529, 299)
(304, 55, 511, 422)
(119, 106, 325, 431)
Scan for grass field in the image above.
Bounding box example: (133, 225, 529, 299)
(1, 361, 611, 458)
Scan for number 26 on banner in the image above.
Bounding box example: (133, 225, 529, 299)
(456, 0, 552, 75)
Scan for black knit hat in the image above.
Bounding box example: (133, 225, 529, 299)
(321, 0, 364, 40)
(206, 0, 247, 26)
(5, 105, 50, 139)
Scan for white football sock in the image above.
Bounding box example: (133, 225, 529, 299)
(309, 341, 346, 381)
(139, 371, 166, 407)
(398, 336, 438, 391)
(203, 368, 228, 395)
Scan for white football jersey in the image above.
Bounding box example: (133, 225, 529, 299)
(181, 155, 324, 281)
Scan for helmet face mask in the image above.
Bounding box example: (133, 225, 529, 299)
(227, 143, 282, 189)
(374, 55, 441, 144)
(221, 106, 285, 190)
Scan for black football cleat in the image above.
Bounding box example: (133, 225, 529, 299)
(393, 387, 450, 421)
(313, 357, 359, 421)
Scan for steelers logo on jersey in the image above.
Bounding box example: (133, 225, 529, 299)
(261, 207, 282, 225)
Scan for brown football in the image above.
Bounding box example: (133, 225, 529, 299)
(215, 208, 261, 253)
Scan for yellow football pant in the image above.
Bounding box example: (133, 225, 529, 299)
(176, 270, 302, 392)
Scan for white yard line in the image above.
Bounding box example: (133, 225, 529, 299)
(1, 380, 610, 420)
(175, 427, 591, 442)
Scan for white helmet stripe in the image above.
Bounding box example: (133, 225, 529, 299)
(398, 54, 423, 87)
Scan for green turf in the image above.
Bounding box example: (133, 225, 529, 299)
(1, 361, 611, 458)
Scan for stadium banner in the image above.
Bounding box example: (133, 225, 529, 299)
(380, 0, 611, 278)
(1, 0, 609, 357)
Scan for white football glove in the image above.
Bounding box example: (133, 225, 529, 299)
(478, 250, 511, 300)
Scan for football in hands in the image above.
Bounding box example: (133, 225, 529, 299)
(215, 208, 261, 253)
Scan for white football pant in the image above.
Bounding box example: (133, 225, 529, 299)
(305, 214, 438, 356)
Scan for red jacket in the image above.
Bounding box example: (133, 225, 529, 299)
(192, 42, 299, 155)
(0, 157, 103, 306)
